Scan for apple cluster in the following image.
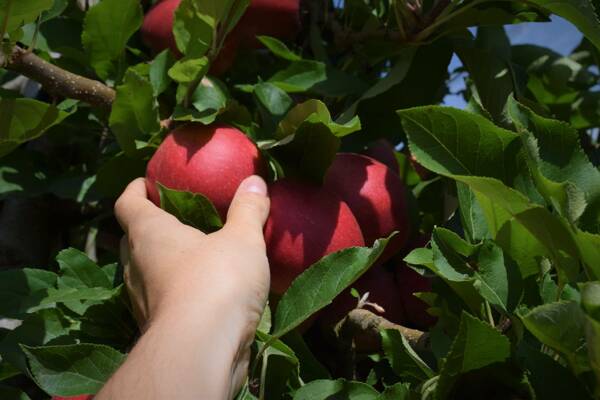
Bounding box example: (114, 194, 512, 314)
(146, 124, 435, 329)
(141, 0, 302, 75)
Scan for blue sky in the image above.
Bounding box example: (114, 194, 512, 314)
(444, 16, 584, 108)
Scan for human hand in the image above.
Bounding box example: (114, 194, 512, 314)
(106, 175, 270, 399)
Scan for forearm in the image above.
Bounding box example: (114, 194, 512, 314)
(96, 297, 253, 400)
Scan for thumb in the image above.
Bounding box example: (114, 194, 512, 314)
(225, 175, 270, 235)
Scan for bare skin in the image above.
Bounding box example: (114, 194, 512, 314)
(96, 175, 270, 400)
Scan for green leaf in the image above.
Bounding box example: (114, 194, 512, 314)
(81, 0, 142, 80)
(582, 281, 600, 321)
(173, 0, 240, 58)
(272, 237, 390, 338)
(149, 50, 176, 96)
(375, 383, 409, 400)
(293, 379, 379, 400)
(23, 343, 125, 397)
(109, 69, 160, 156)
(584, 315, 600, 393)
(508, 99, 600, 232)
(0, 0, 53, 35)
(168, 56, 209, 84)
(528, 0, 600, 51)
(455, 27, 519, 123)
(475, 241, 523, 313)
(517, 340, 594, 400)
(0, 98, 69, 159)
(276, 100, 360, 139)
(340, 48, 416, 123)
(0, 386, 31, 400)
(398, 106, 521, 184)
(158, 184, 223, 233)
(56, 248, 112, 289)
(380, 329, 434, 381)
(184, 77, 229, 124)
(258, 35, 302, 61)
(270, 122, 340, 184)
(254, 82, 293, 133)
(436, 312, 511, 398)
(269, 60, 327, 93)
(0, 309, 74, 373)
(521, 301, 590, 374)
(0, 268, 57, 318)
(282, 331, 330, 381)
(457, 182, 490, 243)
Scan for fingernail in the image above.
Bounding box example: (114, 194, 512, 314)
(239, 175, 268, 196)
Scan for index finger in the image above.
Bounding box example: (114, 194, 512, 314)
(114, 178, 164, 233)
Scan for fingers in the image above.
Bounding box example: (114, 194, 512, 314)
(114, 178, 164, 234)
(225, 176, 270, 237)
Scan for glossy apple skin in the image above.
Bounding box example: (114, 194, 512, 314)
(146, 123, 266, 219)
(141, 0, 179, 55)
(395, 262, 436, 329)
(320, 264, 405, 326)
(324, 153, 410, 260)
(365, 139, 399, 174)
(265, 179, 365, 295)
(233, 0, 301, 48)
(141, 0, 301, 73)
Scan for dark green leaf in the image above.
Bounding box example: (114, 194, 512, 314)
(23, 343, 125, 397)
(158, 184, 223, 233)
(0, 309, 74, 373)
(81, 0, 142, 79)
(149, 50, 176, 96)
(269, 60, 327, 93)
(293, 379, 379, 400)
(398, 106, 521, 184)
(436, 312, 511, 398)
(375, 383, 409, 400)
(0, 98, 69, 159)
(0, 386, 31, 400)
(521, 301, 589, 374)
(109, 69, 160, 156)
(0, 268, 57, 318)
(272, 237, 390, 337)
(56, 248, 111, 289)
(508, 99, 600, 232)
(257, 36, 301, 61)
(0, 0, 52, 35)
(380, 329, 434, 381)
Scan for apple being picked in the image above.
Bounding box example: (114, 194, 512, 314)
(264, 179, 365, 294)
(324, 153, 410, 260)
(141, 0, 301, 74)
(145, 123, 266, 219)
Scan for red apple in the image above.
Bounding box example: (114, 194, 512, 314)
(146, 123, 266, 219)
(324, 153, 410, 259)
(320, 264, 405, 326)
(232, 0, 301, 48)
(141, 0, 301, 74)
(395, 263, 436, 329)
(265, 179, 365, 295)
(364, 139, 399, 174)
(141, 0, 179, 55)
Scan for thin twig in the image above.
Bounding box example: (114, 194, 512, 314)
(3, 46, 116, 108)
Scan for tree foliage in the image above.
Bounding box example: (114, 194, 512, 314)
(1, 0, 600, 399)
